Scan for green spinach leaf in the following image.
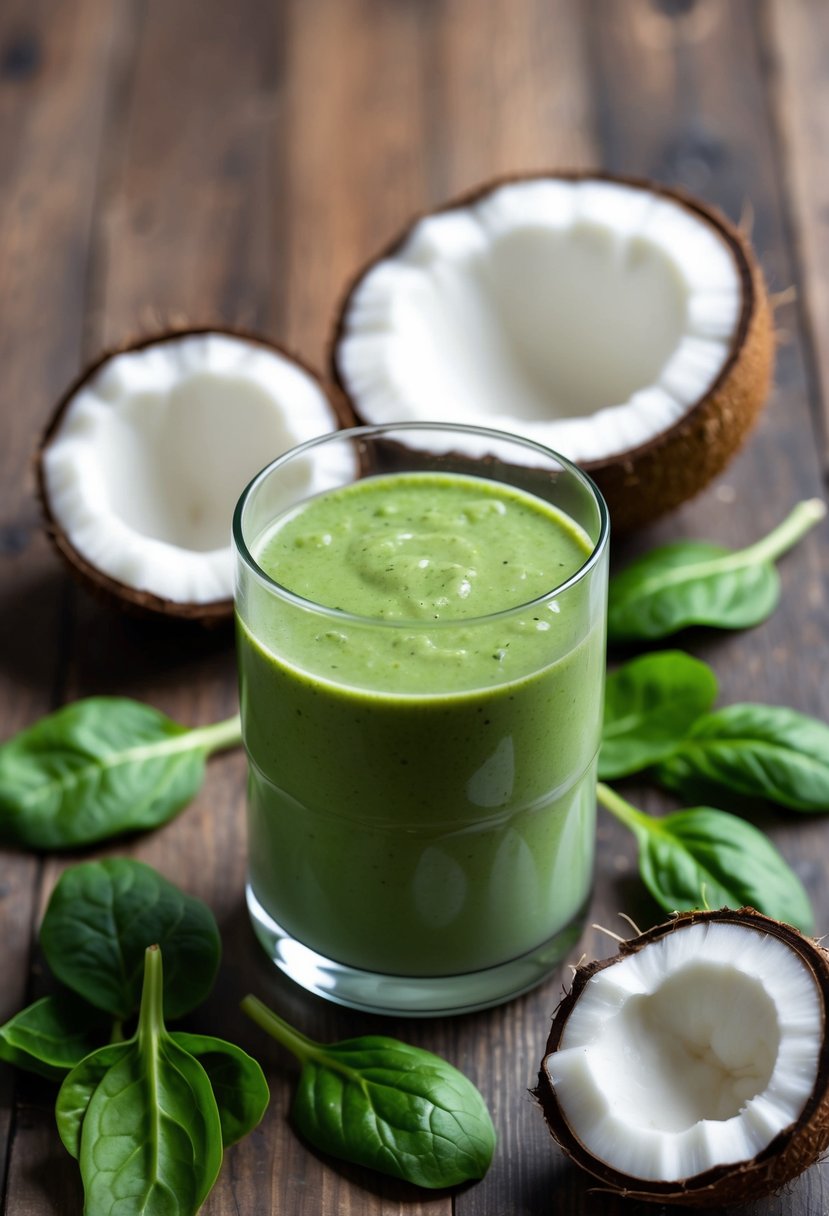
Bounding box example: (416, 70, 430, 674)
(658, 703, 829, 812)
(599, 650, 718, 779)
(54, 1042, 128, 1159)
(597, 783, 813, 933)
(0, 697, 241, 849)
(607, 499, 825, 643)
(171, 1031, 269, 1147)
(40, 858, 221, 1021)
(242, 995, 495, 1189)
(0, 993, 112, 1081)
(56, 946, 224, 1216)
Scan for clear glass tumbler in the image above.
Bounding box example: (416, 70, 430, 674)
(233, 422, 609, 1015)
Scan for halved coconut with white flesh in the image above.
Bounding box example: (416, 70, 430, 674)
(37, 330, 351, 623)
(332, 174, 773, 531)
(536, 908, 829, 1206)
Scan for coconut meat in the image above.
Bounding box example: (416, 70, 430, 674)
(542, 921, 822, 1182)
(336, 179, 743, 463)
(41, 333, 339, 605)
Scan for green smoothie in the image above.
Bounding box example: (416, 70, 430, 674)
(238, 471, 604, 978)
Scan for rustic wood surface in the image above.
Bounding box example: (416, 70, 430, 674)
(1, 0, 828, 1212)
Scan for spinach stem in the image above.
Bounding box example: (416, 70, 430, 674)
(136, 946, 164, 1187)
(188, 714, 243, 755)
(242, 996, 370, 1089)
(614, 499, 826, 606)
(735, 498, 825, 567)
(596, 782, 653, 833)
(240, 995, 319, 1064)
(137, 945, 163, 1053)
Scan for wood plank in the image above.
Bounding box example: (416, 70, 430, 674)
(765, 0, 829, 474)
(422, 0, 596, 197)
(278, 0, 432, 364)
(0, 0, 122, 1206)
(87, 0, 282, 350)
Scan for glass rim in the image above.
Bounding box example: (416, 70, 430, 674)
(232, 420, 610, 629)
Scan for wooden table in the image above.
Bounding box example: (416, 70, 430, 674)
(2, 1, 828, 1212)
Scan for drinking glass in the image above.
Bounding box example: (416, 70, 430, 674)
(233, 422, 609, 1015)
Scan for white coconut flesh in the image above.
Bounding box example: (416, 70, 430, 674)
(336, 179, 743, 464)
(542, 921, 822, 1182)
(41, 333, 340, 605)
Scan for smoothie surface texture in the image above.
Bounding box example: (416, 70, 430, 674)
(256, 471, 591, 621)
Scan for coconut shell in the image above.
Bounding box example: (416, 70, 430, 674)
(36, 326, 354, 625)
(535, 907, 829, 1206)
(330, 172, 774, 533)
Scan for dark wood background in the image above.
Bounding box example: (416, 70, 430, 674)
(1, 0, 828, 1212)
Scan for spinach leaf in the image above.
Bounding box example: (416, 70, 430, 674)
(658, 703, 829, 812)
(607, 499, 825, 643)
(0, 697, 241, 849)
(56, 946, 224, 1216)
(171, 1031, 269, 1147)
(242, 995, 495, 1189)
(597, 783, 813, 933)
(599, 650, 718, 779)
(54, 1042, 128, 1159)
(0, 993, 112, 1081)
(40, 858, 221, 1021)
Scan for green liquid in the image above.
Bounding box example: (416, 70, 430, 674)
(238, 472, 604, 977)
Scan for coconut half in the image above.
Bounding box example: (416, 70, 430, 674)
(536, 908, 829, 1206)
(37, 330, 351, 623)
(332, 174, 773, 531)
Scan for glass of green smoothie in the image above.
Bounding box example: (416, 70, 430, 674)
(233, 422, 609, 1015)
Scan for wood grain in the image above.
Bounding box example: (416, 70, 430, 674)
(765, 0, 829, 475)
(0, 0, 827, 1213)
